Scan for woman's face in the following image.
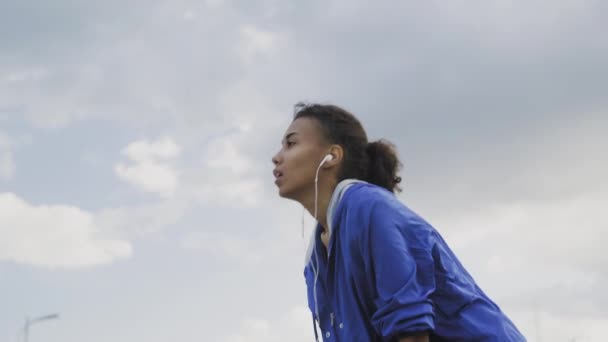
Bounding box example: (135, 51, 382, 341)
(272, 117, 328, 200)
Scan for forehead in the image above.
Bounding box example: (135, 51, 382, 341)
(283, 117, 325, 142)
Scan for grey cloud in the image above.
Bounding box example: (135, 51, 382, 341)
(0, 132, 15, 180)
(1, 0, 252, 129)
(1, 0, 607, 339)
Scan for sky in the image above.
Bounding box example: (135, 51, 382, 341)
(0, 0, 607, 341)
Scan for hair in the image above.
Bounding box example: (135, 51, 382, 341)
(293, 102, 403, 193)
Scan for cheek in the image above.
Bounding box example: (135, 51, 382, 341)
(292, 151, 316, 171)
(285, 150, 317, 177)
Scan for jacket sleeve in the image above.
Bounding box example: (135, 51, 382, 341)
(304, 264, 316, 317)
(361, 201, 436, 340)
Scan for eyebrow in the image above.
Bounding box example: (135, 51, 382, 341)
(282, 132, 298, 142)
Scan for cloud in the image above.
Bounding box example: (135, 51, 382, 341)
(115, 162, 178, 197)
(182, 128, 267, 207)
(0, 0, 252, 129)
(0, 132, 15, 180)
(0, 192, 131, 268)
(512, 309, 608, 342)
(180, 231, 263, 265)
(122, 136, 181, 162)
(114, 137, 181, 198)
(110, 130, 268, 207)
(177, 78, 289, 207)
(95, 200, 188, 238)
(238, 26, 281, 65)
(410, 112, 608, 335)
(205, 0, 224, 9)
(205, 132, 254, 175)
(222, 306, 313, 342)
(1, 67, 48, 84)
(434, 190, 607, 298)
(0, 0, 606, 340)
(225, 318, 271, 342)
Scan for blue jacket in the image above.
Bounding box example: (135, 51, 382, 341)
(304, 182, 525, 341)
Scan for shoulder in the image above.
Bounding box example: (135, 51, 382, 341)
(342, 183, 397, 210)
(338, 183, 404, 237)
(341, 183, 434, 246)
(342, 183, 413, 221)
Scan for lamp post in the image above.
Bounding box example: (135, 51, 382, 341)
(24, 313, 59, 342)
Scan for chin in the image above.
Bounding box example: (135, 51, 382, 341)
(277, 184, 298, 201)
(277, 187, 291, 199)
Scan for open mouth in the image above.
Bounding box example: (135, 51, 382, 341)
(273, 170, 283, 184)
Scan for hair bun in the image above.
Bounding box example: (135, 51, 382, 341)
(365, 139, 403, 193)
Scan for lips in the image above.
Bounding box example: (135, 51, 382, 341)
(273, 169, 283, 184)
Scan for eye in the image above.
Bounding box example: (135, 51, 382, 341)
(286, 141, 296, 148)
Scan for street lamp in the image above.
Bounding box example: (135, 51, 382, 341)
(23, 313, 59, 342)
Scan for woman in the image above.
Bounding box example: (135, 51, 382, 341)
(272, 103, 525, 342)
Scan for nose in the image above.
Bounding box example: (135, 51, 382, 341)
(272, 150, 281, 166)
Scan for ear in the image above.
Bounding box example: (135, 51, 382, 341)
(323, 144, 344, 168)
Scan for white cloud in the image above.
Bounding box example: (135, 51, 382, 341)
(183, 129, 267, 207)
(191, 177, 263, 206)
(0, 132, 15, 180)
(180, 231, 263, 265)
(430, 114, 608, 284)
(428, 189, 608, 337)
(0, 1, 605, 340)
(95, 200, 188, 238)
(205, 0, 224, 9)
(0, 192, 131, 269)
(181, 79, 288, 207)
(223, 306, 313, 342)
(115, 137, 181, 198)
(225, 318, 271, 342)
(122, 136, 181, 163)
(182, 10, 196, 20)
(1, 67, 49, 84)
(438, 191, 608, 267)
(205, 134, 254, 175)
(512, 309, 608, 342)
(238, 26, 281, 65)
(115, 162, 178, 197)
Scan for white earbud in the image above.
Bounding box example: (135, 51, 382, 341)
(311, 153, 334, 333)
(313, 154, 334, 221)
(320, 154, 333, 166)
(316, 154, 333, 182)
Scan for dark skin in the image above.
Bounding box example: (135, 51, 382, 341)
(272, 117, 342, 240)
(272, 117, 429, 342)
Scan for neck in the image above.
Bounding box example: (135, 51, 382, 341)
(299, 178, 337, 232)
